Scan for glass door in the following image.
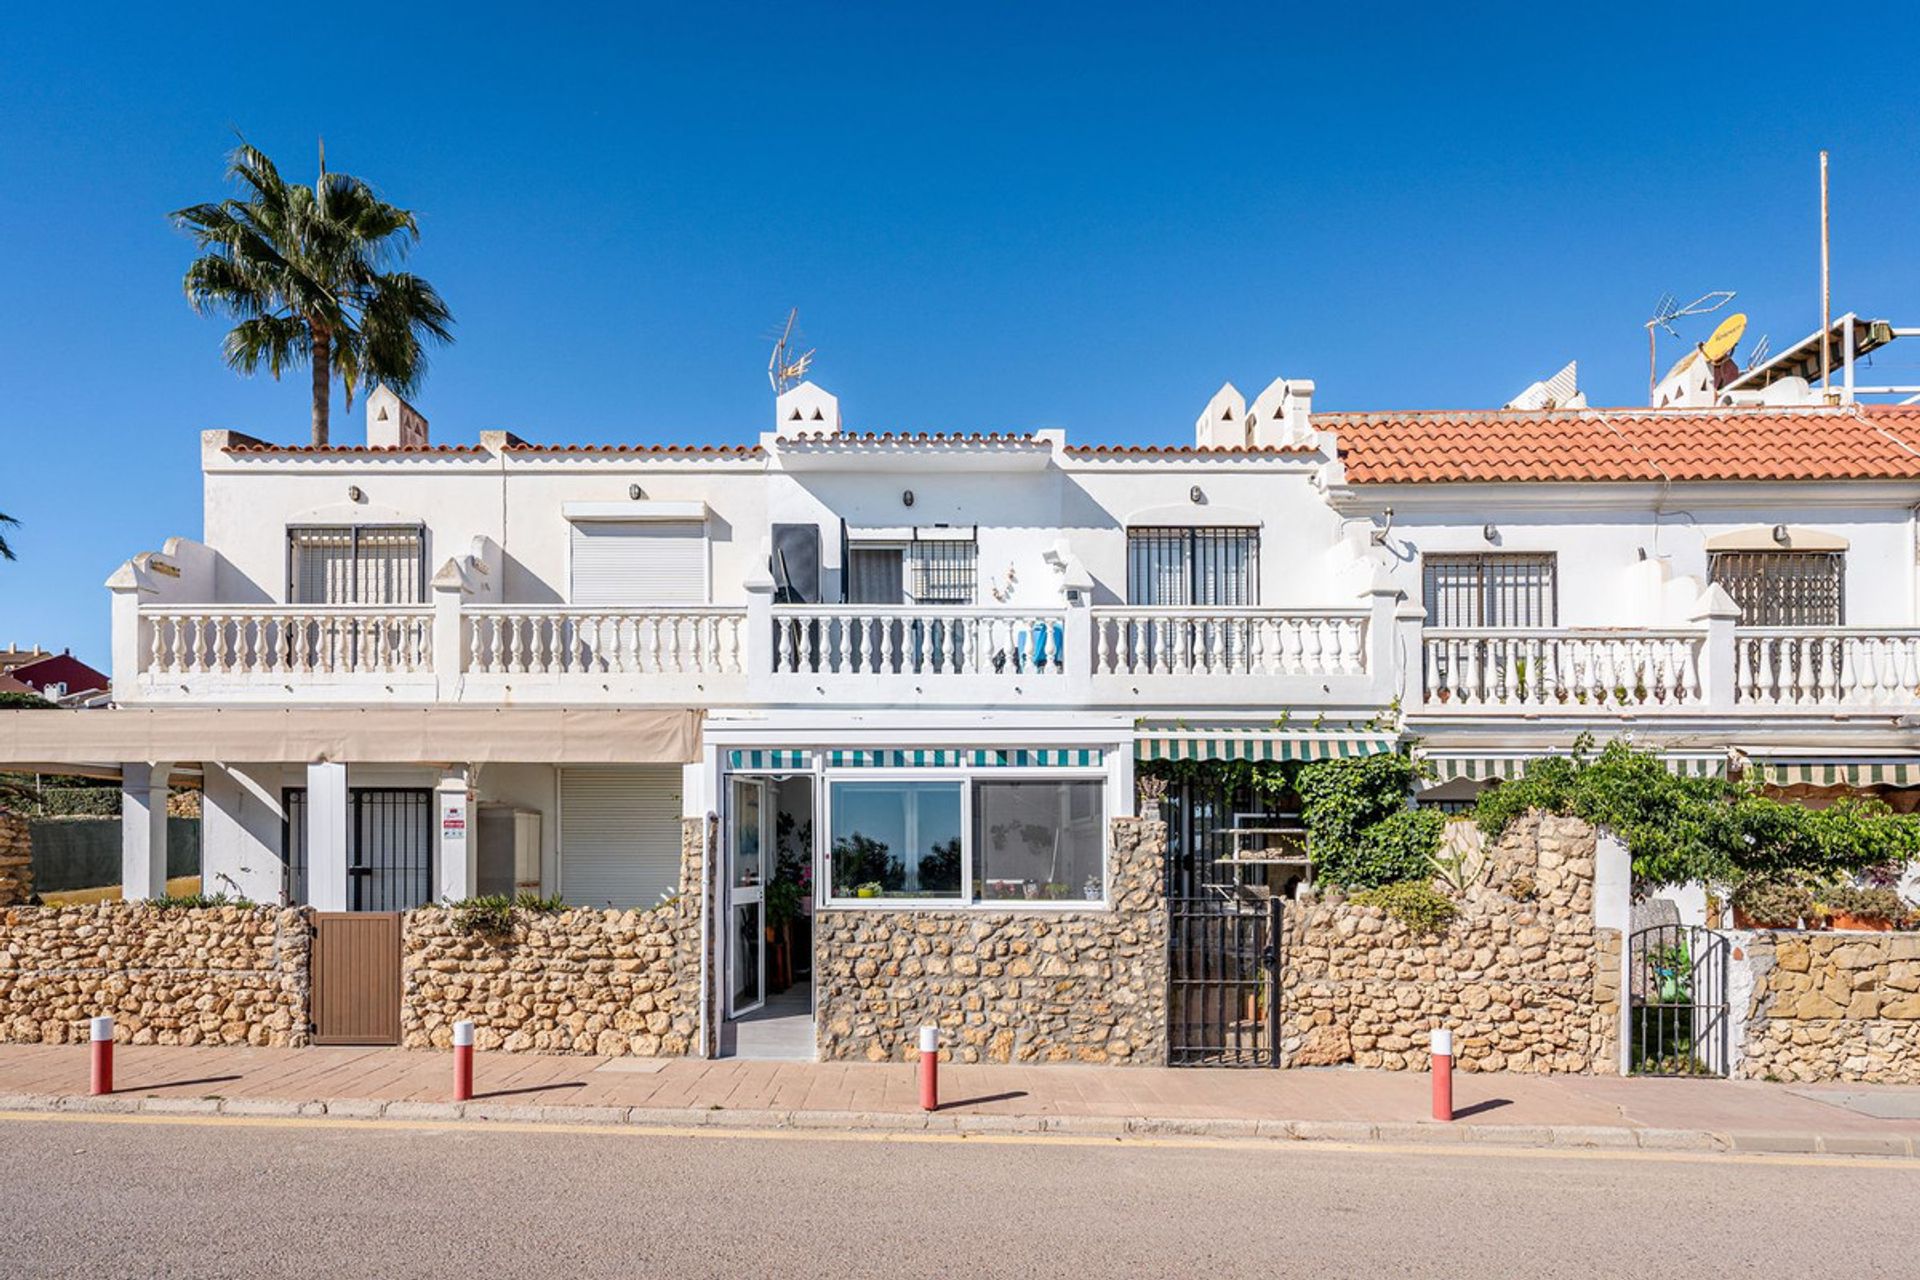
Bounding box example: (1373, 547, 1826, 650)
(727, 777, 771, 1018)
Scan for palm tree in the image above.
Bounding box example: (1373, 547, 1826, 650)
(0, 511, 16, 561)
(173, 140, 453, 446)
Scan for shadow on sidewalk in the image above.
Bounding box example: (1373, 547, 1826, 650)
(1452, 1098, 1513, 1119)
(129, 1075, 244, 1093)
(474, 1081, 588, 1102)
(934, 1091, 1028, 1112)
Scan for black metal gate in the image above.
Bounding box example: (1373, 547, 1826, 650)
(1168, 896, 1281, 1067)
(1627, 924, 1731, 1077)
(282, 787, 434, 911)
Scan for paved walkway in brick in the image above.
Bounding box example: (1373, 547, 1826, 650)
(2, 1041, 1918, 1153)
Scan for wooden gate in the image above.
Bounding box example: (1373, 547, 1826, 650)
(310, 912, 402, 1045)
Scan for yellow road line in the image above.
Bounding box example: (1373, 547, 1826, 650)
(0, 1110, 1911, 1171)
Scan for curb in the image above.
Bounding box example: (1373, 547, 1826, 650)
(0, 1091, 1910, 1158)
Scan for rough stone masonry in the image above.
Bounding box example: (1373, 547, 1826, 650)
(1737, 930, 1920, 1084)
(1282, 813, 1617, 1074)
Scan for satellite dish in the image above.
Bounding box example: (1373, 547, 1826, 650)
(1702, 313, 1748, 362)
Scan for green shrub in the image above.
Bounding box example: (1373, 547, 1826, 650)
(1729, 876, 1812, 928)
(146, 892, 253, 909)
(1331, 808, 1444, 890)
(1348, 880, 1458, 934)
(448, 892, 567, 937)
(1289, 753, 1439, 890)
(1473, 736, 1920, 891)
(1820, 884, 1914, 926)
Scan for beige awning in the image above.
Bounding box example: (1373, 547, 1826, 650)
(0, 706, 704, 766)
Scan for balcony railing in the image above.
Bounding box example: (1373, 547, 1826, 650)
(1734, 628, 1920, 707)
(143, 607, 433, 677)
(1092, 608, 1367, 678)
(1421, 629, 1706, 709)
(465, 607, 747, 676)
(768, 606, 1065, 678)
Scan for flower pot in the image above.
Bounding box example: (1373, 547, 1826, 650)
(1827, 911, 1895, 932)
(1731, 906, 1757, 929)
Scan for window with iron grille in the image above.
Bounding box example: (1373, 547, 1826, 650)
(1422, 553, 1557, 627)
(845, 537, 977, 605)
(1709, 551, 1844, 625)
(1126, 528, 1260, 606)
(287, 525, 427, 604)
(281, 787, 434, 911)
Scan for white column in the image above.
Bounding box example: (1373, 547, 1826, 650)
(120, 762, 172, 901)
(306, 761, 350, 912)
(434, 771, 475, 903)
(1690, 584, 1742, 714)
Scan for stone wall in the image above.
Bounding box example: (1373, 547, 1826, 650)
(0, 809, 30, 906)
(0, 903, 309, 1046)
(1282, 814, 1612, 1074)
(400, 817, 709, 1057)
(814, 817, 1167, 1065)
(1737, 931, 1920, 1084)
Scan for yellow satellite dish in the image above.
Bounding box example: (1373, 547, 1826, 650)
(1702, 312, 1747, 362)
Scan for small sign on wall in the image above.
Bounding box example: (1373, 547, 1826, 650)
(441, 803, 467, 842)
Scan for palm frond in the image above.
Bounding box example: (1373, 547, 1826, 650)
(0, 511, 17, 562)
(221, 314, 311, 379)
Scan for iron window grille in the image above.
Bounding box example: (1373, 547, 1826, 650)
(1421, 552, 1558, 627)
(1708, 551, 1844, 626)
(907, 538, 977, 605)
(282, 787, 434, 911)
(286, 524, 428, 605)
(1127, 528, 1260, 607)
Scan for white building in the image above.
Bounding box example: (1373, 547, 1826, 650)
(10, 374, 1920, 1054)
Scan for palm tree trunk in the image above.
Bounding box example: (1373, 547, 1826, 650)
(309, 323, 331, 446)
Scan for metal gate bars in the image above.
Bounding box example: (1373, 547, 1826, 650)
(1168, 896, 1281, 1067)
(1627, 924, 1731, 1076)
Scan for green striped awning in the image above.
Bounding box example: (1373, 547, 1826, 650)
(1421, 751, 1727, 784)
(821, 748, 1106, 769)
(1756, 759, 1920, 788)
(967, 749, 1103, 768)
(824, 749, 966, 768)
(1135, 728, 1396, 764)
(727, 749, 812, 771)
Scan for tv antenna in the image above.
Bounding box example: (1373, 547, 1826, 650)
(767, 308, 815, 395)
(1744, 332, 1772, 372)
(1645, 290, 1735, 395)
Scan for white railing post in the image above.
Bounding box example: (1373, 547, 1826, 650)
(744, 559, 778, 702)
(1691, 585, 1741, 713)
(107, 564, 148, 702)
(1062, 584, 1093, 706)
(432, 568, 465, 696)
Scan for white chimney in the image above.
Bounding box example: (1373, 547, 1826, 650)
(367, 385, 429, 448)
(1195, 382, 1247, 449)
(776, 380, 840, 437)
(1247, 376, 1315, 448)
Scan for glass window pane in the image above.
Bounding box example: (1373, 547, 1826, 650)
(829, 782, 963, 900)
(973, 780, 1105, 903)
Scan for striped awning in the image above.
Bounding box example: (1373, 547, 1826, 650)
(1420, 750, 1727, 784)
(727, 749, 812, 771)
(821, 748, 1104, 769)
(1135, 727, 1396, 764)
(1754, 758, 1920, 788)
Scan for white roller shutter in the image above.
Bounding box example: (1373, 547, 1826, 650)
(569, 520, 707, 605)
(559, 766, 683, 909)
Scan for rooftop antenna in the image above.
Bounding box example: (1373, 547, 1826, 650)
(1820, 150, 1832, 394)
(1744, 332, 1772, 372)
(1645, 289, 1736, 396)
(767, 307, 815, 395)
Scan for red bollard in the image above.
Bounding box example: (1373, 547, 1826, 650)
(90, 1016, 114, 1096)
(453, 1020, 475, 1102)
(918, 1026, 939, 1112)
(1430, 1028, 1453, 1122)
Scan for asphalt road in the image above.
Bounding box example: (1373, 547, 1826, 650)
(0, 1114, 1914, 1278)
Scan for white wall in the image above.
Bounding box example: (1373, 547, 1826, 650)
(200, 763, 297, 903)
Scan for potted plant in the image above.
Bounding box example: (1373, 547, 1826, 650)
(1823, 884, 1911, 932)
(856, 881, 883, 899)
(1729, 876, 1813, 929)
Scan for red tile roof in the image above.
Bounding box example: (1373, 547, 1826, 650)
(1063, 443, 1318, 458)
(1326, 405, 1920, 485)
(223, 442, 487, 455)
(502, 442, 764, 456)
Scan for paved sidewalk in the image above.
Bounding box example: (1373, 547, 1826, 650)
(3, 1042, 1918, 1157)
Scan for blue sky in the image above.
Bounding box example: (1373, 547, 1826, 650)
(3, 3, 1918, 666)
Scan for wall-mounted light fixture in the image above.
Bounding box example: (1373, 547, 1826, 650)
(346, 484, 365, 503)
(1482, 523, 1497, 542)
(629, 483, 645, 501)
(1189, 485, 1204, 504)
(902, 489, 915, 507)
(1369, 506, 1395, 547)
(1772, 523, 1791, 545)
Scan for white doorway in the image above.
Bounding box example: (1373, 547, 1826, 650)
(722, 771, 817, 1059)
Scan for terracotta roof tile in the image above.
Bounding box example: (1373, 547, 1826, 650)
(501, 442, 764, 457)
(1063, 443, 1319, 458)
(1326, 405, 1920, 484)
(222, 442, 487, 455)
